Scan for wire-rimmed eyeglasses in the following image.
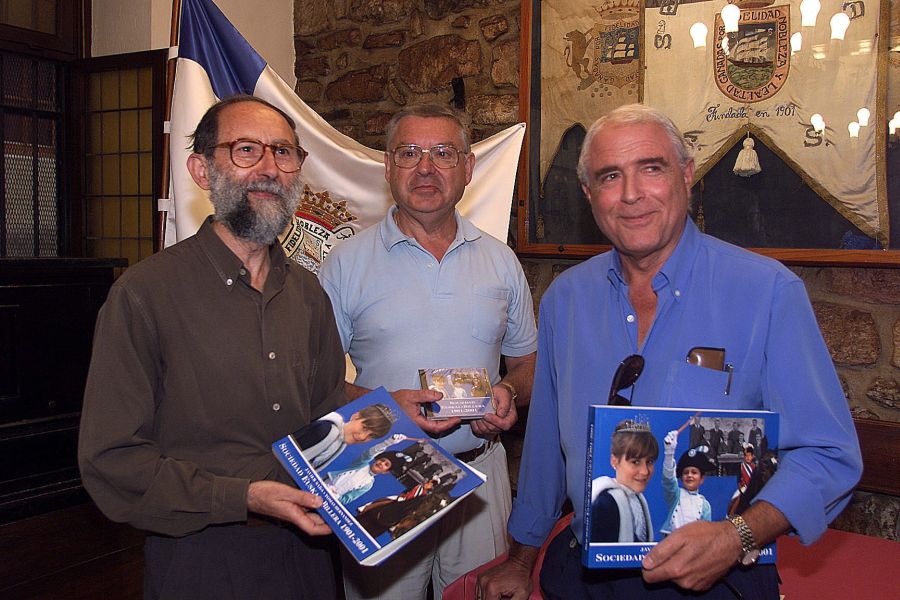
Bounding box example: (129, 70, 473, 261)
(607, 355, 644, 406)
(207, 139, 308, 173)
(390, 144, 467, 169)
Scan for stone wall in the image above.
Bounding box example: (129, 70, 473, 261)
(293, 0, 520, 149)
(294, 0, 900, 540)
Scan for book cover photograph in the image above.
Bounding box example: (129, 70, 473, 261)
(419, 367, 495, 420)
(272, 386, 486, 566)
(583, 405, 779, 569)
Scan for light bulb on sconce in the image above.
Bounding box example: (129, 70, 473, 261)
(848, 122, 860, 138)
(889, 118, 898, 136)
(690, 22, 708, 49)
(856, 108, 870, 127)
(722, 4, 740, 33)
(790, 32, 802, 54)
(830, 12, 850, 40)
(810, 113, 825, 133)
(800, 0, 821, 27)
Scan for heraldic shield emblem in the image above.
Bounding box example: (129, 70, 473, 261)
(564, 0, 641, 93)
(279, 185, 357, 274)
(714, 4, 790, 103)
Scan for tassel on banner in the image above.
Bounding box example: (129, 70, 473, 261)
(733, 135, 761, 177)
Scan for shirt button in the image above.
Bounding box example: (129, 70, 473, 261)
(427, 263, 434, 268)
(226, 278, 234, 286)
(268, 351, 277, 360)
(626, 314, 635, 323)
(239, 268, 247, 276)
(674, 289, 682, 297)
(272, 403, 281, 411)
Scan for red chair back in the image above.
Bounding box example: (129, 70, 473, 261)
(442, 513, 574, 600)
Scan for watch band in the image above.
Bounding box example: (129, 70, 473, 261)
(497, 381, 518, 403)
(728, 514, 760, 565)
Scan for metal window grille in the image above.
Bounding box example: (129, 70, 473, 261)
(0, 51, 63, 257)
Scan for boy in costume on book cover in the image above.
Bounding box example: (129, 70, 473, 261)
(295, 403, 397, 469)
(660, 429, 716, 535)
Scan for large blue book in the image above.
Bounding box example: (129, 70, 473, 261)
(273, 387, 486, 566)
(583, 405, 779, 569)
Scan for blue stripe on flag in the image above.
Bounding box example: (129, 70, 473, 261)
(179, 0, 266, 98)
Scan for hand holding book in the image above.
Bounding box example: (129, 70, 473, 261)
(391, 388, 461, 435)
(273, 387, 486, 566)
(470, 384, 517, 439)
(245, 480, 330, 536)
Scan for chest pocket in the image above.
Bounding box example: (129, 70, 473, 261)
(666, 360, 735, 408)
(471, 285, 510, 344)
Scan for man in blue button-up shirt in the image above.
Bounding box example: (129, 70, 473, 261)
(479, 104, 861, 599)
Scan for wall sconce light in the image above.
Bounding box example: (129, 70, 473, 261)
(790, 32, 802, 54)
(848, 122, 860, 138)
(830, 12, 850, 40)
(811, 113, 825, 132)
(889, 118, 898, 136)
(722, 3, 740, 33)
(800, 0, 821, 27)
(690, 22, 708, 48)
(856, 108, 870, 127)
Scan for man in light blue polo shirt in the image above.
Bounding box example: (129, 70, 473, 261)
(319, 103, 537, 600)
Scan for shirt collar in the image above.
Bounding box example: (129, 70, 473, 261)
(197, 216, 289, 290)
(606, 217, 700, 299)
(379, 205, 481, 252)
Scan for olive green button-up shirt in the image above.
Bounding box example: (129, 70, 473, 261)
(78, 218, 346, 537)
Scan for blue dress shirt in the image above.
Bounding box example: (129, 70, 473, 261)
(508, 219, 861, 547)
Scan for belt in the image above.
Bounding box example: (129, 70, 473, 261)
(454, 438, 497, 463)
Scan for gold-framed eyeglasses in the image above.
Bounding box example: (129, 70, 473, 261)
(207, 139, 307, 173)
(390, 144, 466, 169)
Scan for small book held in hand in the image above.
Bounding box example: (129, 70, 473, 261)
(419, 367, 495, 420)
(273, 387, 486, 566)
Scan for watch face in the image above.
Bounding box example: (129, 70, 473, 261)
(740, 548, 761, 566)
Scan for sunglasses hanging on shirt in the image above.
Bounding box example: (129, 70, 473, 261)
(607, 354, 644, 406)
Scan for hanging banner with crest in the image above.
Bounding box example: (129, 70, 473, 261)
(643, 0, 887, 245)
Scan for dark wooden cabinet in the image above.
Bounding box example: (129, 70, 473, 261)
(0, 258, 125, 523)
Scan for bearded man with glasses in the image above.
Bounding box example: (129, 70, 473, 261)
(319, 104, 537, 600)
(79, 95, 347, 599)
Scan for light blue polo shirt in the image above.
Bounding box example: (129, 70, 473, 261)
(319, 206, 537, 454)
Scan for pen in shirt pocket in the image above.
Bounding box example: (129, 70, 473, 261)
(686, 347, 733, 395)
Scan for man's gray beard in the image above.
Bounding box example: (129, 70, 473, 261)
(207, 165, 301, 245)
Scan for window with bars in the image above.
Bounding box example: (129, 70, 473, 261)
(81, 61, 159, 265)
(0, 51, 62, 257)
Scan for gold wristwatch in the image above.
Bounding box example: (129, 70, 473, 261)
(728, 514, 760, 566)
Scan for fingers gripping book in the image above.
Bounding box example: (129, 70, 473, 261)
(583, 405, 779, 569)
(273, 387, 486, 566)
